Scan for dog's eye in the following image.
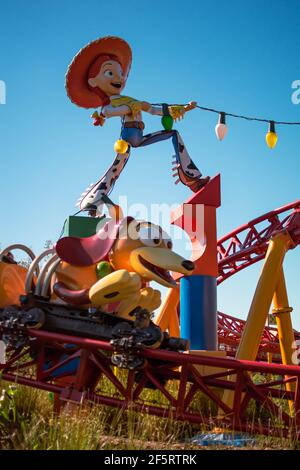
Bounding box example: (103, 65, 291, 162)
(166, 240, 173, 249)
(140, 237, 162, 247)
(160, 229, 173, 250)
(138, 225, 162, 247)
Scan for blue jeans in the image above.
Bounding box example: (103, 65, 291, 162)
(77, 125, 203, 210)
(121, 127, 200, 172)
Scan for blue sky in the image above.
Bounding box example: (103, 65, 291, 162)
(1, 0, 300, 328)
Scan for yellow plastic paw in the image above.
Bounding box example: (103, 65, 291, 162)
(117, 286, 161, 320)
(116, 293, 141, 320)
(138, 287, 161, 311)
(89, 269, 141, 306)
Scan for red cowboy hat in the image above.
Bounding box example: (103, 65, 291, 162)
(65, 36, 132, 109)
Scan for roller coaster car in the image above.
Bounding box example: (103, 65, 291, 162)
(0, 296, 188, 371)
(0, 263, 189, 371)
(0, 216, 194, 369)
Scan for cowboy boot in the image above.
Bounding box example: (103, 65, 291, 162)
(172, 157, 210, 192)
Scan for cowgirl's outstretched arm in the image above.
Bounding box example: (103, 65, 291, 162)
(141, 101, 197, 119)
(102, 105, 131, 117)
(142, 103, 163, 116)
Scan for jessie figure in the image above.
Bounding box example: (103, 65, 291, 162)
(66, 36, 210, 213)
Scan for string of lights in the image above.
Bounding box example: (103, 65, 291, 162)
(151, 102, 300, 149)
(195, 105, 300, 125)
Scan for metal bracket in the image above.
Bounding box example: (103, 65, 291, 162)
(272, 306, 293, 315)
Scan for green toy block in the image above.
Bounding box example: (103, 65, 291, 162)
(62, 215, 106, 238)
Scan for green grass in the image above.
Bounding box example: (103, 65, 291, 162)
(0, 379, 298, 450)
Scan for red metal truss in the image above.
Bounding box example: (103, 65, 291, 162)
(1, 328, 300, 438)
(217, 200, 300, 285)
(217, 311, 300, 360)
(216, 200, 300, 357)
(217, 311, 278, 351)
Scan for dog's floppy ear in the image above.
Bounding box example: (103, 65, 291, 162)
(55, 217, 133, 267)
(56, 220, 119, 266)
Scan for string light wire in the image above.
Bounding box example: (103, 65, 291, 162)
(151, 103, 300, 125)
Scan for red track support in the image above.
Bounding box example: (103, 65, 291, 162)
(217, 311, 300, 359)
(1, 328, 300, 438)
(217, 200, 300, 284)
(216, 200, 300, 357)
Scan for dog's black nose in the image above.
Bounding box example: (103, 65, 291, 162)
(182, 260, 194, 271)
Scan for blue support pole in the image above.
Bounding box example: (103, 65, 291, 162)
(180, 275, 217, 350)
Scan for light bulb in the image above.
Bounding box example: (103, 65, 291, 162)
(162, 115, 174, 131)
(266, 121, 278, 149)
(161, 103, 174, 131)
(215, 112, 228, 141)
(114, 139, 128, 154)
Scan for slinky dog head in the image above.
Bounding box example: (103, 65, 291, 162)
(56, 217, 194, 288)
(109, 219, 194, 287)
